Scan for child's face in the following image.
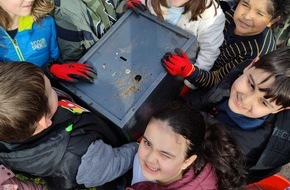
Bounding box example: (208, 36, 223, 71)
(0, 0, 34, 18)
(169, 0, 189, 7)
(33, 75, 58, 135)
(233, 0, 276, 36)
(138, 118, 195, 185)
(228, 64, 283, 118)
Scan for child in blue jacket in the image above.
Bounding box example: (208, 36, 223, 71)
(0, 0, 58, 67)
(0, 0, 95, 83)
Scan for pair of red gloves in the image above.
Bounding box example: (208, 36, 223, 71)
(49, 62, 97, 83)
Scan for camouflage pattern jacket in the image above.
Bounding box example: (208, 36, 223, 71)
(53, 0, 126, 61)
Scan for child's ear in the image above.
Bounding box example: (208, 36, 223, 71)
(244, 56, 259, 72)
(181, 154, 197, 170)
(267, 16, 281, 28)
(33, 116, 50, 135)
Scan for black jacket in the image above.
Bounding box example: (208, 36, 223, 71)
(0, 100, 125, 189)
(185, 62, 290, 183)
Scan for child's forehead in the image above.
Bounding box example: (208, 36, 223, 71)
(241, 0, 271, 11)
(246, 67, 272, 80)
(243, 67, 278, 91)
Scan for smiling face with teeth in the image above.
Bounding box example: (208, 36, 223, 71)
(0, 0, 34, 18)
(228, 62, 284, 118)
(233, 0, 278, 36)
(138, 118, 196, 185)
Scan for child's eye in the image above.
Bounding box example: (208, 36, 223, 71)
(143, 139, 151, 148)
(248, 79, 255, 90)
(262, 101, 268, 107)
(261, 100, 270, 107)
(161, 153, 171, 159)
(241, 2, 249, 8)
(250, 84, 255, 90)
(257, 12, 264, 16)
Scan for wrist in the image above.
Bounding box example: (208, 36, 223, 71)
(184, 64, 195, 77)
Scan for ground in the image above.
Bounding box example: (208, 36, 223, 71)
(280, 163, 290, 180)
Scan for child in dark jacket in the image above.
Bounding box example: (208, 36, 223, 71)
(162, 0, 290, 90)
(184, 47, 290, 183)
(0, 61, 138, 190)
(127, 102, 246, 190)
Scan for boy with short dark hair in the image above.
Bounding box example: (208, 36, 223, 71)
(0, 62, 138, 190)
(184, 47, 290, 183)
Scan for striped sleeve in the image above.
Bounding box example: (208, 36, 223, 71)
(186, 10, 276, 89)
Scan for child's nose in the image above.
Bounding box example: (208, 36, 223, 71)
(242, 10, 254, 20)
(146, 151, 158, 164)
(241, 94, 256, 110)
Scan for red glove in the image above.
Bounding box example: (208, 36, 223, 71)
(125, 0, 146, 15)
(49, 62, 97, 83)
(162, 48, 195, 77)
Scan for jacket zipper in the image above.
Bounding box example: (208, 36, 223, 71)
(12, 39, 25, 61)
(2, 28, 25, 61)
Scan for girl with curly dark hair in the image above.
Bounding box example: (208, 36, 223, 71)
(127, 101, 246, 190)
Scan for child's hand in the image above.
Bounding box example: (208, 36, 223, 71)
(125, 0, 147, 15)
(49, 62, 97, 83)
(161, 48, 195, 77)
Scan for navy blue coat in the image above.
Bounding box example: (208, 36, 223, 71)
(185, 62, 290, 183)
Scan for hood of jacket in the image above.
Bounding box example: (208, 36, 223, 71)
(130, 163, 218, 190)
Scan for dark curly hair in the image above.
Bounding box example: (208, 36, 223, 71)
(151, 101, 246, 190)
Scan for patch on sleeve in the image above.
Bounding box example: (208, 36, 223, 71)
(58, 99, 89, 114)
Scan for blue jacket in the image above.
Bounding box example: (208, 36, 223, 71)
(0, 16, 60, 67)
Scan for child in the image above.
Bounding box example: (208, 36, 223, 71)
(162, 0, 290, 89)
(0, 164, 45, 190)
(0, 0, 96, 83)
(127, 0, 225, 72)
(53, 0, 127, 61)
(127, 102, 246, 190)
(0, 0, 58, 67)
(0, 61, 138, 190)
(184, 47, 290, 183)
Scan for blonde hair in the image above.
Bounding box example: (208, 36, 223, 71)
(0, 0, 54, 29)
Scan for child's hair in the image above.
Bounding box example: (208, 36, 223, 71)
(0, 62, 49, 143)
(147, 0, 219, 21)
(151, 101, 246, 190)
(0, 0, 54, 29)
(250, 47, 290, 109)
